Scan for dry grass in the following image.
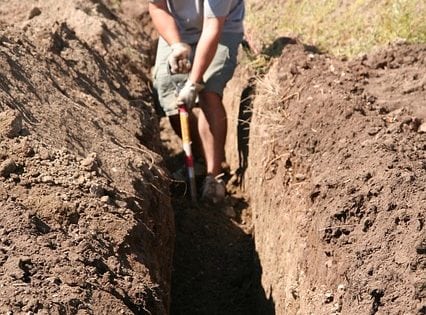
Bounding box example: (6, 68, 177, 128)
(244, 1, 426, 183)
(250, 67, 299, 145)
(246, 0, 426, 58)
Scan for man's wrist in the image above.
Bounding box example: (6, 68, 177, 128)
(189, 74, 202, 85)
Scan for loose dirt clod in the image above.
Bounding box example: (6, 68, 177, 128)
(0, 109, 22, 138)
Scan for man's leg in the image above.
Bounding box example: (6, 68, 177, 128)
(197, 91, 227, 177)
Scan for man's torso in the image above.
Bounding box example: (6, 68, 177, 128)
(166, 0, 244, 42)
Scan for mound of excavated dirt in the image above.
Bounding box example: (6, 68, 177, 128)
(0, 1, 173, 314)
(245, 41, 425, 314)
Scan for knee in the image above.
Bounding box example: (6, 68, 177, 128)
(199, 92, 225, 114)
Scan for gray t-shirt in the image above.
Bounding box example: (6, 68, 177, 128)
(150, 0, 244, 43)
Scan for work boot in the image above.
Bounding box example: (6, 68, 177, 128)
(201, 174, 226, 204)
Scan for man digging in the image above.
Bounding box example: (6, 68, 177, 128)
(148, 0, 245, 204)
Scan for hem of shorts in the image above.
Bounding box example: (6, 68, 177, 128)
(202, 88, 224, 98)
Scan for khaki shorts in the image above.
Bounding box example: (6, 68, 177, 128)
(153, 32, 243, 116)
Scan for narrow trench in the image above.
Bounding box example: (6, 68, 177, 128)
(159, 119, 274, 314)
(169, 188, 256, 314)
(148, 33, 274, 311)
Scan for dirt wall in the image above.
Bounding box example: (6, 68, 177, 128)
(246, 42, 426, 314)
(223, 55, 254, 183)
(0, 1, 173, 314)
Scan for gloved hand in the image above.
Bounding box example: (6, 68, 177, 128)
(168, 42, 192, 74)
(177, 80, 204, 108)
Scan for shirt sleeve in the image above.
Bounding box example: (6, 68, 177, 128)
(204, 0, 233, 18)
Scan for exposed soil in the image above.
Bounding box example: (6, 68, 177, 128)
(0, 1, 425, 315)
(245, 40, 426, 314)
(0, 1, 173, 314)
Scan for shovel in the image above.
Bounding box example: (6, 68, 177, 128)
(177, 101, 197, 203)
(170, 72, 198, 203)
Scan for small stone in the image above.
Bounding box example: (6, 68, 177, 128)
(116, 200, 127, 208)
(416, 239, 426, 255)
(0, 109, 23, 138)
(41, 175, 54, 183)
(368, 127, 381, 136)
(39, 148, 51, 160)
(19, 179, 31, 187)
(362, 218, 373, 232)
(362, 172, 373, 181)
(0, 159, 17, 177)
(325, 259, 334, 268)
(112, 80, 121, 90)
(295, 173, 306, 181)
(337, 284, 346, 294)
(344, 109, 353, 119)
(90, 184, 105, 196)
(418, 122, 426, 134)
(331, 302, 342, 312)
(28, 7, 42, 19)
(383, 138, 396, 151)
(76, 176, 86, 185)
(30, 171, 40, 178)
(290, 285, 299, 299)
(324, 291, 334, 304)
(80, 153, 98, 171)
(100, 195, 111, 204)
(290, 63, 299, 75)
(224, 206, 236, 218)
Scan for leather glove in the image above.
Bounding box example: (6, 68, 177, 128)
(168, 42, 192, 74)
(177, 80, 204, 108)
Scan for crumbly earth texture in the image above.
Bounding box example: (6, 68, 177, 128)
(159, 41, 425, 315)
(245, 41, 426, 314)
(0, 0, 425, 315)
(0, 1, 173, 314)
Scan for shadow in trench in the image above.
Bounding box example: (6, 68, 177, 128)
(169, 195, 275, 315)
(253, 252, 276, 314)
(235, 77, 255, 187)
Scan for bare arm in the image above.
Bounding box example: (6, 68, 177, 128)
(189, 16, 226, 84)
(148, 0, 181, 45)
